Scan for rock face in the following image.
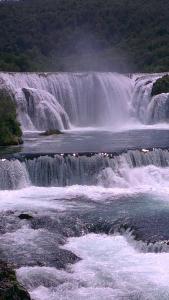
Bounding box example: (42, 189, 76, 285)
(151, 75, 169, 96)
(0, 89, 23, 146)
(0, 261, 31, 300)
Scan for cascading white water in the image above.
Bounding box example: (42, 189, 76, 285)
(1, 148, 169, 190)
(1, 71, 169, 130)
(0, 72, 133, 130)
(0, 159, 29, 189)
(132, 73, 169, 124)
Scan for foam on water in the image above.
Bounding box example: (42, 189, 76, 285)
(98, 164, 169, 189)
(1, 166, 169, 215)
(17, 234, 169, 300)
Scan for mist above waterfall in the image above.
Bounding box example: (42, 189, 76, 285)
(51, 32, 132, 73)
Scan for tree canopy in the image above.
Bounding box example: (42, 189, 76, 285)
(0, 0, 169, 72)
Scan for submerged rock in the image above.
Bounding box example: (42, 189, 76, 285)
(39, 129, 63, 136)
(0, 261, 31, 300)
(0, 89, 23, 146)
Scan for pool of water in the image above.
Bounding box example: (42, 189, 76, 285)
(1, 128, 169, 156)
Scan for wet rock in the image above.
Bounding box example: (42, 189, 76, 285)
(0, 261, 31, 300)
(49, 248, 81, 269)
(39, 129, 63, 136)
(145, 80, 152, 85)
(151, 75, 169, 96)
(18, 214, 33, 220)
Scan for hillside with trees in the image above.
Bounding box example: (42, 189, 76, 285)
(0, 0, 169, 72)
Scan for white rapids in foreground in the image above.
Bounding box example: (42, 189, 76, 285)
(17, 233, 169, 300)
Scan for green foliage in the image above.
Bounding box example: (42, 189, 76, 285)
(0, 90, 22, 146)
(0, 261, 31, 299)
(0, 0, 169, 72)
(151, 75, 169, 96)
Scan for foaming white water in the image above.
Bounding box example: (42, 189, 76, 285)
(132, 73, 169, 125)
(1, 170, 169, 214)
(147, 93, 169, 124)
(17, 234, 169, 300)
(98, 165, 169, 190)
(0, 185, 129, 214)
(0, 186, 72, 212)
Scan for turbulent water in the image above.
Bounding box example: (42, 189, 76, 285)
(0, 71, 169, 131)
(1, 72, 169, 299)
(1, 149, 169, 299)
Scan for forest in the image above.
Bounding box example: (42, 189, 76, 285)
(0, 0, 169, 72)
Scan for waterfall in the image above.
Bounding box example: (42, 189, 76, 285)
(0, 159, 29, 189)
(0, 72, 132, 130)
(132, 73, 169, 124)
(1, 149, 169, 189)
(1, 71, 169, 130)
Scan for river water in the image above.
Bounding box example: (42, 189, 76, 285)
(1, 72, 169, 299)
(0, 129, 169, 299)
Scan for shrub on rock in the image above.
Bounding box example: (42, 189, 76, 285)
(0, 90, 22, 146)
(0, 261, 31, 300)
(151, 75, 169, 96)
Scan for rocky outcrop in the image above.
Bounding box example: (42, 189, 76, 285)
(0, 89, 23, 146)
(0, 261, 31, 300)
(151, 75, 169, 96)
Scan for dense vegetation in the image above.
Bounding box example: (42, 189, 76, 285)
(0, 90, 22, 146)
(152, 75, 169, 96)
(0, 261, 31, 299)
(0, 0, 169, 72)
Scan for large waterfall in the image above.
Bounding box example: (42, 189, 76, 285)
(0, 72, 133, 131)
(0, 71, 169, 131)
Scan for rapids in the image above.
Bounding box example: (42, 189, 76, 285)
(1, 72, 169, 299)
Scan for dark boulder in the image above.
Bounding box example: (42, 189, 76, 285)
(18, 214, 33, 220)
(151, 75, 169, 96)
